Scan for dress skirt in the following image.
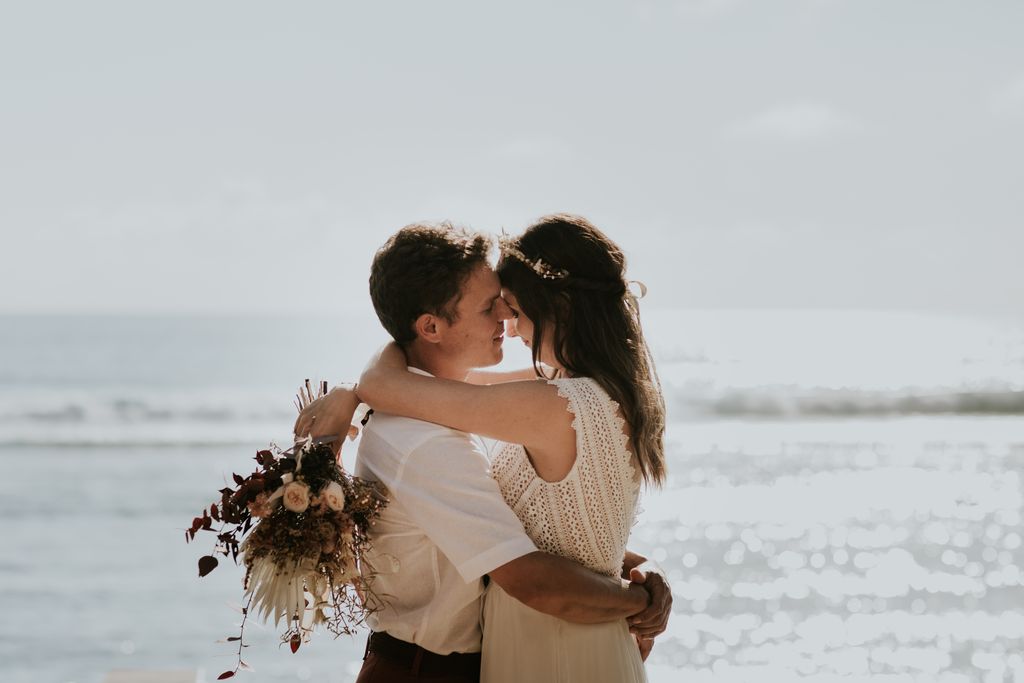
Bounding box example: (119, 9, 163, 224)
(480, 583, 647, 683)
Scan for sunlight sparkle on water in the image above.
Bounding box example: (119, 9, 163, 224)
(638, 420, 1024, 680)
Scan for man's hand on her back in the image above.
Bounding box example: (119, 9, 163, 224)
(635, 633, 655, 661)
(627, 567, 672, 640)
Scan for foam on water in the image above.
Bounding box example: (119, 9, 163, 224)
(2, 311, 1023, 447)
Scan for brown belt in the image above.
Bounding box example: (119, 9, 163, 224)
(365, 631, 482, 678)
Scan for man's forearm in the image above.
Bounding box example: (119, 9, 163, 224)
(489, 551, 648, 624)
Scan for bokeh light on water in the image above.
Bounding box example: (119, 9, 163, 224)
(639, 419, 1024, 683)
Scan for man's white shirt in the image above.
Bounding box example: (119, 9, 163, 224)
(354, 370, 537, 655)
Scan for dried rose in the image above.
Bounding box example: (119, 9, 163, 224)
(247, 492, 274, 519)
(321, 481, 346, 512)
(282, 481, 311, 513)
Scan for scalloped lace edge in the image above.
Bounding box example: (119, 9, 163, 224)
(548, 376, 644, 526)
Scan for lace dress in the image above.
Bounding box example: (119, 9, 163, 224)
(481, 377, 646, 683)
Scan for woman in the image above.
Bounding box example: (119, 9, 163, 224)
(354, 214, 666, 683)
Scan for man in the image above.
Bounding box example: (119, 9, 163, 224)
(296, 223, 669, 682)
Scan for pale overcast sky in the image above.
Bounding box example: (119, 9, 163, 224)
(1, 1, 1021, 316)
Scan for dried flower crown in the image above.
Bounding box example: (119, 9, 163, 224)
(498, 233, 569, 280)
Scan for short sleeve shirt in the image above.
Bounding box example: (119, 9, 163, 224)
(354, 372, 537, 655)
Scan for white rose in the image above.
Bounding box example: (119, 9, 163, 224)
(322, 481, 346, 512)
(282, 481, 311, 513)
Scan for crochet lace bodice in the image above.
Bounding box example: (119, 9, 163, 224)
(490, 377, 642, 577)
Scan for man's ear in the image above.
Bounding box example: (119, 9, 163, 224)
(413, 313, 445, 344)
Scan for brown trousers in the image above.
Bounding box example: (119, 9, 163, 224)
(354, 632, 481, 683)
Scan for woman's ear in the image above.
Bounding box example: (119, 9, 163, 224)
(413, 313, 444, 344)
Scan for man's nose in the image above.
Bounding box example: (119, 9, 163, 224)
(494, 297, 513, 321)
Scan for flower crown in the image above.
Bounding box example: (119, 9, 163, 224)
(498, 234, 569, 280)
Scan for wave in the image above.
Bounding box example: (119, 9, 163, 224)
(0, 394, 297, 447)
(0, 438, 264, 448)
(0, 397, 295, 424)
(3, 379, 1024, 451)
(673, 387, 1024, 418)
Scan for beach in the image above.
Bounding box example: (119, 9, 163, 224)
(2, 310, 1022, 682)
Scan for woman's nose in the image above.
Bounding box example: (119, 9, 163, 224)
(504, 318, 519, 338)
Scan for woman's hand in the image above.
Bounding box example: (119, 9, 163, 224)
(293, 383, 362, 458)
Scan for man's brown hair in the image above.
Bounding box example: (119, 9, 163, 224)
(369, 223, 492, 345)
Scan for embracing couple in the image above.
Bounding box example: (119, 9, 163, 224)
(295, 214, 670, 683)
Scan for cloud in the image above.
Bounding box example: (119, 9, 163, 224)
(990, 75, 1024, 117)
(726, 102, 861, 142)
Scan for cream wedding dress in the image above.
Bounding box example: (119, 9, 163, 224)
(481, 377, 647, 683)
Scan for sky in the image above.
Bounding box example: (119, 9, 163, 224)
(1, 0, 1021, 317)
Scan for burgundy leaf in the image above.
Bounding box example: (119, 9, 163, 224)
(217, 672, 235, 680)
(226, 636, 242, 642)
(198, 555, 219, 577)
(289, 633, 301, 653)
(233, 473, 245, 485)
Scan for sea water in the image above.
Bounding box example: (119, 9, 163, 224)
(1, 310, 1022, 683)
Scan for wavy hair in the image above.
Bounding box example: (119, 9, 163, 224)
(497, 214, 666, 486)
(370, 222, 492, 345)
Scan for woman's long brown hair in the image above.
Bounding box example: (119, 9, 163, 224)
(498, 214, 666, 486)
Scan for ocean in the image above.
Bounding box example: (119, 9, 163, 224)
(2, 310, 1023, 683)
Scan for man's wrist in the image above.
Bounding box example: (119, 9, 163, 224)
(624, 579, 651, 613)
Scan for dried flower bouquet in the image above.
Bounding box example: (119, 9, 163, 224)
(187, 381, 386, 679)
